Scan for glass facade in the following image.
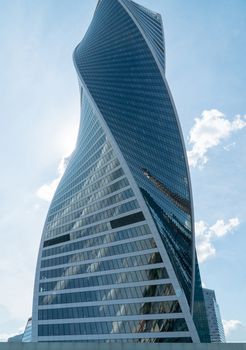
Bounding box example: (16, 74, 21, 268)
(74, 0, 193, 307)
(22, 318, 32, 342)
(193, 254, 211, 342)
(32, 0, 208, 343)
(203, 288, 226, 343)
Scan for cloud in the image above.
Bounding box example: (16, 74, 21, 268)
(187, 109, 246, 168)
(0, 334, 12, 342)
(224, 142, 236, 152)
(223, 320, 243, 337)
(36, 178, 60, 202)
(0, 326, 25, 342)
(209, 218, 240, 237)
(36, 154, 71, 202)
(195, 218, 240, 263)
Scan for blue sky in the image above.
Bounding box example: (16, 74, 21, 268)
(0, 0, 245, 342)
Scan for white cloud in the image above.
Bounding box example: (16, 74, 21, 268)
(0, 334, 12, 342)
(36, 177, 60, 202)
(195, 220, 216, 263)
(209, 218, 240, 238)
(224, 142, 236, 151)
(195, 218, 240, 263)
(0, 326, 25, 342)
(187, 109, 246, 168)
(223, 320, 243, 337)
(36, 154, 72, 202)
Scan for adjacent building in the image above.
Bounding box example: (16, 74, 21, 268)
(7, 334, 23, 343)
(22, 318, 32, 343)
(32, 0, 210, 343)
(7, 318, 32, 343)
(203, 289, 226, 343)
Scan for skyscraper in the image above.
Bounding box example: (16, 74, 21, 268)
(203, 289, 226, 343)
(32, 0, 209, 342)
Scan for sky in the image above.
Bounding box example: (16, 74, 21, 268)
(0, 0, 245, 343)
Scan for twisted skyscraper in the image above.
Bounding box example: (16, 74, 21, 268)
(32, 0, 210, 343)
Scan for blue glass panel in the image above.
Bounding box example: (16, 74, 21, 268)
(74, 0, 193, 306)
